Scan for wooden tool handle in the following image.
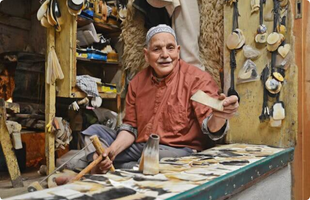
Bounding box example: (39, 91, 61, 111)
(72, 155, 103, 181)
(90, 135, 115, 172)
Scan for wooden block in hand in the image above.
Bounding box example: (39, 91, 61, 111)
(190, 90, 224, 111)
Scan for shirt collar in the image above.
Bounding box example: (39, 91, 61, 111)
(150, 59, 180, 85)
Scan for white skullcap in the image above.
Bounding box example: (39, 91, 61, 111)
(146, 24, 177, 45)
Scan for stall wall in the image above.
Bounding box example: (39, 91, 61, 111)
(224, 0, 297, 148)
(0, 0, 45, 54)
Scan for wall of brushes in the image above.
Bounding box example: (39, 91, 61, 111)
(223, 0, 297, 147)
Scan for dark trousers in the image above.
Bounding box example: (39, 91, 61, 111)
(82, 124, 194, 168)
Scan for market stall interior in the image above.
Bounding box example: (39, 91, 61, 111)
(0, 0, 303, 199)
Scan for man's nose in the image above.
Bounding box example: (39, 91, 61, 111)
(161, 48, 169, 58)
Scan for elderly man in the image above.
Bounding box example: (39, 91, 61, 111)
(81, 24, 239, 174)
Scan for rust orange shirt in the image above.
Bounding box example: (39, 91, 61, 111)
(123, 59, 220, 151)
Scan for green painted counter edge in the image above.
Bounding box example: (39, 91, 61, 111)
(167, 147, 294, 200)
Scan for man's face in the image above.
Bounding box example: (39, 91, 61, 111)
(144, 32, 180, 78)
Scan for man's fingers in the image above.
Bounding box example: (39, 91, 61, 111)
(103, 150, 115, 161)
(223, 95, 239, 106)
(100, 160, 112, 169)
(213, 107, 238, 119)
(223, 103, 239, 111)
(218, 93, 226, 100)
(214, 104, 238, 113)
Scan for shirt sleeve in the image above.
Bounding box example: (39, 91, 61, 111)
(190, 72, 220, 126)
(190, 72, 230, 140)
(201, 115, 229, 140)
(117, 123, 138, 138)
(121, 79, 138, 136)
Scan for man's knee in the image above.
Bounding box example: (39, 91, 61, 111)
(82, 124, 116, 144)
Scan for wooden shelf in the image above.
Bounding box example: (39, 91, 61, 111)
(71, 86, 117, 99)
(77, 16, 121, 35)
(77, 57, 119, 66)
(76, 15, 93, 27)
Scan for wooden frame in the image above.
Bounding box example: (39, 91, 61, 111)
(45, 27, 56, 174)
(292, 0, 310, 199)
(45, 2, 309, 198)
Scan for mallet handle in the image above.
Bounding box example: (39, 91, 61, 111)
(90, 135, 115, 172)
(72, 155, 103, 181)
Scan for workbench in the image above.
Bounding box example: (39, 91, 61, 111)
(5, 143, 294, 200)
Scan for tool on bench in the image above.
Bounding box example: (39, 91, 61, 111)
(27, 142, 92, 192)
(28, 135, 115, 192)
(72, 135, 115, 181)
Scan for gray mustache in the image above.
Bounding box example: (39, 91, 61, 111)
(157, 59, 172, 63)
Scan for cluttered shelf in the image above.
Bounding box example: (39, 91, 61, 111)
(77, 16, 121, 35)
(71, 86, 118, 99)
(76, 57, 120, 66)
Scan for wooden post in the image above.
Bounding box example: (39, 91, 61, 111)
(0, 99, 23, 187)
(45, 0, 76, 173)
(45, 27, 56, 174)
(293, 0, 310, 199)
(55, 0, 77, 98)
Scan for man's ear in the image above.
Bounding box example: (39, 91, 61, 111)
(177, 45, 181, 59)
(144, 48, 149, 63)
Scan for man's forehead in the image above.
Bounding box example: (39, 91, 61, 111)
(149, 33, 177, 45)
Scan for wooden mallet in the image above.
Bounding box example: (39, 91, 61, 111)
(72, 135, 115, 181)
(28, 135, 115, 192)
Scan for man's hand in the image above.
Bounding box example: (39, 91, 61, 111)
(91, 146, 116, 174)
(213, 94, 239, 120)
(207, 94, 239, 133)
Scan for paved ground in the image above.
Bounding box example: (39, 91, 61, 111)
(0, 168, 44, 199)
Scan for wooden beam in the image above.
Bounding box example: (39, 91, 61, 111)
(291, 0, 302, 198)
(300, 1, 310, 199)
(45, 27, 56, 174)
(55, 0, 77, 97)
(292, 0, 310, 199)
(0, 99, 23, 188)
